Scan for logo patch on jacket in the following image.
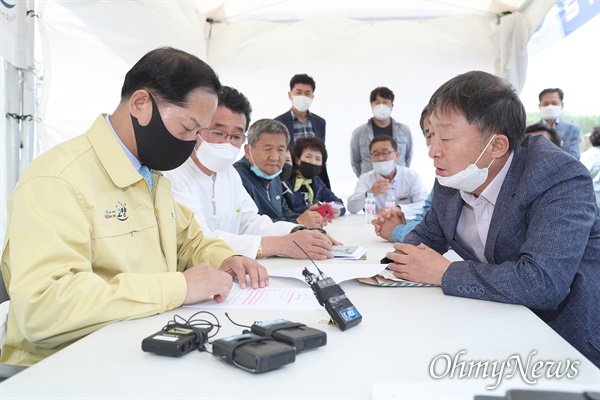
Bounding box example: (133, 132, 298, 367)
(104, 201, 128, 221)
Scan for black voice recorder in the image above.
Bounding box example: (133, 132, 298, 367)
(142, 325, 210, 357)
(212, 333, 296, 373)
(251, 319, 327, 353)
(294, 241, 362, 331)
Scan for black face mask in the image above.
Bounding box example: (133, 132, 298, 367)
(131, 94, 197, 171)
(298, 161, 322, 179)
(280, 164, 293, 182)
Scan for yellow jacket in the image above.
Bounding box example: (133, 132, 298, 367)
(1, 115, 237, 366)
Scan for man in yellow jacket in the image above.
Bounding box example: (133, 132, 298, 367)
(0, 47, 268, 366)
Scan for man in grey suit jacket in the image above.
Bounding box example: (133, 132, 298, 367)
(385, 71, 600, 367)
(537, 87, 581, 159)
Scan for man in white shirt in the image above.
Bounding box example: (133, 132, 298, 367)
(166, 86, 336, 260)
(347, 136, 428, 215)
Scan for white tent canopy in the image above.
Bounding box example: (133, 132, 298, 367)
(1, 0, 555, 243)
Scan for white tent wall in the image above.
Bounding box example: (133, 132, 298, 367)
(207, 13, 527, 196)
(36, 0, 209, 151)
(1, 0, 35, 248)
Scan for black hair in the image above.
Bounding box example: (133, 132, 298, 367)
(370, 87, 394, 103)
(590, 125, 600, 147)
(290, 74, 316, 92)
(538, 88, 564, 102)
(293, 137, 327, 165)
(218, 86, 252, 131)
(291, 137, 327, 178)
(120, 47, 221, 107)
(369, 135, 398, 152)
(525, 123, 562, 148)
(419, 105, 429, 133)
(286, 144, 297, 165)
(427, 70, 526, 151)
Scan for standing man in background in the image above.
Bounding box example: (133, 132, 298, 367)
(350, 86, 413, 177)
(275, 74, 330, 188)
(536, 87, 581, 159)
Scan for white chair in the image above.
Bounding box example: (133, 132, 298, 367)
(0, 300, 8, 349)
(0, 279, 27, 381)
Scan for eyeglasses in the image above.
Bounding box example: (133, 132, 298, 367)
(204, 129, 247, 146)
(370, 150, 395, 158)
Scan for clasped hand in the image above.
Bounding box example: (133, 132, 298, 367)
(372, 207, 406, 242)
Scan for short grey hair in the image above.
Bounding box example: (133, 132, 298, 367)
(247, 119, 290, 146)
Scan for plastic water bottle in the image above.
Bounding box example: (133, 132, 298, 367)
(385, 190, 396, 211)
(364, 192, 376, 224)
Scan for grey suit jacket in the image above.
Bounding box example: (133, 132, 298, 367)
(539, 118, 581, 159)
(405, 135, 600, 367)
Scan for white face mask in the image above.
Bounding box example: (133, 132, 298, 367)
(372, 159, 395, 176)
(292, 96, 312, 112)
(436, 134, 497, 193)
(195, 139, 240, 173)
(540, 105, 562, 120)
(372, 104, 392, 121)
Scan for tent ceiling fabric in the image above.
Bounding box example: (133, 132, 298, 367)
(198, 0, 536, 22)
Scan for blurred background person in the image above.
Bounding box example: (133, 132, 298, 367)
(525, 122, 562, 148)
(536, 87, 580, 158)
(350, 86, 413, 177)
(580, 125, 600, 208)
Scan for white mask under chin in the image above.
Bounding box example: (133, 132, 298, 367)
(372, 104, 392, 121)
(540, 105, 562, 120)
(436, 134, 496, 193)
(292, 96, 312, 112)
(195, 140, 240, 173)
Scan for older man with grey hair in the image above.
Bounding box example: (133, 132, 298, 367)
(234, 119, 324, 228)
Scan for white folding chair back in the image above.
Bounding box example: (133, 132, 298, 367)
(0, 300, 8, 350)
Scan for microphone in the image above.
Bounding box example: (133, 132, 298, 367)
(293, 241, 362, 331)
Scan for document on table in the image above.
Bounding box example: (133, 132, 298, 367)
(269, 263, 385, 283)
(379, 268, 435, 284)
(331, 245, 368, 259)
(359, 268, 439, 287)
(184, 283, 322, 310)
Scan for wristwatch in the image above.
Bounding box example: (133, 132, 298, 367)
(290, 225, 327, 235)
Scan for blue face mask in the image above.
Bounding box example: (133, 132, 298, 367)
(249, 148, 282, 180)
